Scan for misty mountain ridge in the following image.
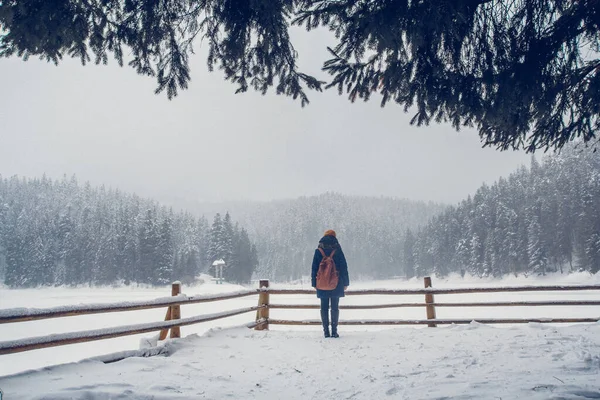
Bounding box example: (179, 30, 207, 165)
(182, 193, 447, 281)
(159, 192, 444, 221)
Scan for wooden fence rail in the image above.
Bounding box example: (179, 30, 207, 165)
(0, 306, 264, 355)
(0, 288, 257, 324)
(257, 277, 600, 330)
(264, 285, 600, 296)
(269, 300, 600, 309)
(268, 318, 600, 326)
(2, 277, 600, 356)
(0, 281, 264, 355)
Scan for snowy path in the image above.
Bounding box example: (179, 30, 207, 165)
(2, 323, 600, 399)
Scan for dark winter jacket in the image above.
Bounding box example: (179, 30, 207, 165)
(311, 235, 350, 298)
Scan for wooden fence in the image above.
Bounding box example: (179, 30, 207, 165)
(1, 277, 600, 355)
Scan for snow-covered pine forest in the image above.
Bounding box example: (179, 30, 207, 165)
(0, 176, 257, 287)
(1, 145, 598, 288)
(406, 146, 600, 278)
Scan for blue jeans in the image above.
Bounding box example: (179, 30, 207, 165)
(320, 297, 340, 332)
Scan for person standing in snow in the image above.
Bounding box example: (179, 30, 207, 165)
(311, 230, 350, 338)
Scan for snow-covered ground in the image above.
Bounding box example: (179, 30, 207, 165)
(2, 273, 600, 399)
(4, 323, 600, 399)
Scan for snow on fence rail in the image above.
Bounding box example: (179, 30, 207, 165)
(0, 306, 264, 355)
(2, 278, 600, 356)
(268, 318, 600, 325)
(0, 288, 257, 324)
(266, 285, 600, 295)
(269, 300, 600, 309)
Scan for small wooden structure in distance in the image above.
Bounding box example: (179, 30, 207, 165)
(212, 259, 226, 284)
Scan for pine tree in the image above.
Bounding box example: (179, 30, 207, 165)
(55, 207, 75, 285)
(73, 206, 94, 285)
(506, 210, 520, 277)
(156, 212, 174, 284)
(92, 202, 117, 285)
(227, 226, 242, 283)
(30, 212, 57, 286)
(470, 234, 483, 276)
(5, 229, 26, 286)
(0, 198, 7, 282)
(207, 213, 224, 267)
(197, 216, 210, 271)
(138, 208, 159, 284)
(585, 234, 600, 274)
(527, 216, 546, 276)
(222, 212, 235, 262)
(482, 232, 494, 277)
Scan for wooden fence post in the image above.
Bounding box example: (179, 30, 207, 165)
(158, 306, 171, 341)
(256, 279, 270, 330)
(424, 276, 437, 327)
(170, 281, 182, 338)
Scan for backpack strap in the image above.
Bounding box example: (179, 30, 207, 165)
(318, 248, 336, 258)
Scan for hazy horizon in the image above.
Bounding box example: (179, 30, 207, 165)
(0, 28, 530, 207)
(0, 170, 524, 209)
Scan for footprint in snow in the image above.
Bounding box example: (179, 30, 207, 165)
(386, 387, 399, 396)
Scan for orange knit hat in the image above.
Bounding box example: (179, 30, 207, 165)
(323, 229, 337, 237)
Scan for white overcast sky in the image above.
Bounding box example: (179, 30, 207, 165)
(0, 28, 530, 206)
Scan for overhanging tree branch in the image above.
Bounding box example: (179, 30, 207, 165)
(0, 0, 598, 151)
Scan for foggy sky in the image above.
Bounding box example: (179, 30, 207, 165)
(0, 29, 530, 207)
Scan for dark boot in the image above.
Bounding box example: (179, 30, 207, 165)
(331, 305, 340, 338)
(320, 298, 330, 337)
(321, 307, 330, 337)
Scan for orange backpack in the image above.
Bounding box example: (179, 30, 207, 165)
(316, 248, 339, 290)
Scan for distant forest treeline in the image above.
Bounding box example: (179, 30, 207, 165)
(406, 147, 600, 278)
(1, 146, 597, 287)
(210, 193, 446, 281)
(0, 176, 257, 287)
